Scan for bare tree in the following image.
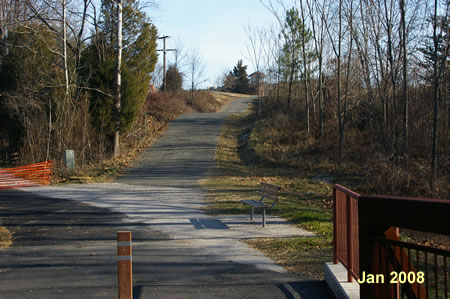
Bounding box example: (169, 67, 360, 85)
(187, 48, 206, 105)
(151, 62, 164, 90)
(0, 0, 30, 55)
(306, 0, 327, 136)
(171, 37, 187, 70)
(323, 0, 344, 160)
(299, 0, 312, 134)
(339, 0, 354, 161)
(245, 24, 264, 115)
(399, 0, 409, 170)
(257, 24, 283, 109)
(350, 0, 375, 131)
(385, 0, 402, 162)
(431, 0, 449, 190)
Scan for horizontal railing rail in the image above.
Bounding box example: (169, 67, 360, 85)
(0, 161, 52, 189)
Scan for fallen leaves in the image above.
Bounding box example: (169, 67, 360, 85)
(0, 226, 12, 250)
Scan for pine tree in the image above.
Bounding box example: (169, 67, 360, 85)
(81, 0, 158, 141)
(0, 25, 59, 160)
(232, 60, 250, 94)
(280, 7, 314, 109)
(164, 65, 183, 92)
(221, 71, 235, 92)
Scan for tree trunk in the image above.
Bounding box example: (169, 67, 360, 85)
(431, 0, 440, 190)
(400, 0, 409, 170)
(384, 0, 399, 163)
(337, 0, 343, 161)
(307, 0, 325, 136)
(375, 38, 388, 136)
(300, 0, 310, 134)
(287, 50, 295, 110)
(46, 97, 51, 161)
(191, 80, 194, 106)
(319, 65, 324, 136)
(113, 0, 122, 157)
(62, 0, 69, 97)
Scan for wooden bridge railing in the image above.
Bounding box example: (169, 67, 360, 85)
(333, 184, 360, 282)
(0, 161, 52, 189)
(333, 184, 450, 299)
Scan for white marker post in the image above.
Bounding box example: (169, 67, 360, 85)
(117, 231, 132, 299)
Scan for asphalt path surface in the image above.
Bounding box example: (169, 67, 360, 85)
(0, 97, 334, 298)
(117, 96, 254, 188)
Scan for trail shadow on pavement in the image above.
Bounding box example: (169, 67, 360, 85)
(133, 280, 332, 299)
(0, 189, 334, 298)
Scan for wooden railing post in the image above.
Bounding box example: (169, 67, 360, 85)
(333, 187, 338, 264)
(333, 185, 361, 282)
(347, 194, 353, 282)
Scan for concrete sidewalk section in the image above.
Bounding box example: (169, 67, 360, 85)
(22, 183, 314, 273)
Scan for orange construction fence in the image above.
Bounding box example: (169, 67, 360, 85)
(0, 161, 52, 189)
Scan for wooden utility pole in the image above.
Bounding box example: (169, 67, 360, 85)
(157, 35, 176, 91)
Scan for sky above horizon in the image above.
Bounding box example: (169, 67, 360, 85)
(149, 0, 281, 88)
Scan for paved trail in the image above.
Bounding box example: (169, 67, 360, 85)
(0, 97, 334, 298)
(117, 95, 253, 188)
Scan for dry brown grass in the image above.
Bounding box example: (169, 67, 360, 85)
(250, 111, 449, 199)
(183, 91, 221, 113)
(209, 91, 254, 105)
(145, 92, 195, 122)
(246, 238, 332, 280)
(145, 91, 250, 120)
(0, 226, 12, 250)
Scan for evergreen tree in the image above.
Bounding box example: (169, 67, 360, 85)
(164, 65, 183, 92)
(419, 16, 449, 84)
(280, 8, 314, 108)
(221, 71, 235, 92)
(232, 60, 250, 94)
(81, 0, 158, 139)
(0, 25, 59, 159)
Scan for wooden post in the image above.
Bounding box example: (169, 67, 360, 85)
(333, 187, 337, 264)
(262, 208, 266, 227)
(346, 194, 353, 282)
(156, 36, 176, 91)
(117, 231, 132, 299)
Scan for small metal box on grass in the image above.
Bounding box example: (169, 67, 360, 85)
(64, 150, 75, 169)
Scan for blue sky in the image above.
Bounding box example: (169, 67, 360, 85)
(150, 0, 279, 87)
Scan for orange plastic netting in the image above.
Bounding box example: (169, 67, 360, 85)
(0, 161, 52, 189)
